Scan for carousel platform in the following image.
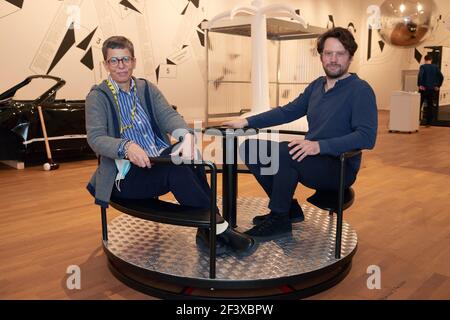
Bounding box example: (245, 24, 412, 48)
(103, 196, 357, 299)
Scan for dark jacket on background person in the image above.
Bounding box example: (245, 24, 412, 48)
(418, 63, 444, 89)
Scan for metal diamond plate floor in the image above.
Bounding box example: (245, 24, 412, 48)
(105, 197, 357, 281)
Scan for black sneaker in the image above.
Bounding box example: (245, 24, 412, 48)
(252, 199, 304, 225)
(245, 212, 292, 241)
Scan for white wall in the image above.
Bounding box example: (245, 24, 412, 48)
(0, 0, 363, 122)
(3, 0, 448, 119)
(0, 0, 210, 121)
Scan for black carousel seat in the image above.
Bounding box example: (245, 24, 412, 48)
(307, 187, 355, 215)
(260, 129, 362, 259)
(101, 157, 221, 279)
(306, 150, 361, 259)
(110, 197, 224, 228)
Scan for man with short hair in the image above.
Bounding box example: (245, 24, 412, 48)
(418, 54, 443, 126)
(85, 36, 254, 254)
(224, 27, 378, 241)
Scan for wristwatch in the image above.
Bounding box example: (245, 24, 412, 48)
(124, 141, 133, 159)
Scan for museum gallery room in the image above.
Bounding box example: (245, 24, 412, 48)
(0, 0, 449, 301)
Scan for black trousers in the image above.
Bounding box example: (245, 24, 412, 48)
(420, 88, 437, 125)
(240, 139, 358, 214)
(111, 145, 211, 209)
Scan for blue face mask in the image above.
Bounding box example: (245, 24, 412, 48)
(115, 159, 131, 192)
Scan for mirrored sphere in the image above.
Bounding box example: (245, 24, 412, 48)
(378, 0, 439, 47)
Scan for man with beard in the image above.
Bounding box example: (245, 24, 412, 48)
(223, 27, 378, 240)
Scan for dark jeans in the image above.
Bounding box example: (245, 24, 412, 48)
(420, 89, 437, 125)
(111, 145, 211, 209)
(240, 139, 358, 214)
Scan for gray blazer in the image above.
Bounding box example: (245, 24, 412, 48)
(85, 78, 191, 207)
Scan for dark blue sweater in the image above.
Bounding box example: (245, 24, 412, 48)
(418, 63, 443, 89)
(247, 74, 378, 169)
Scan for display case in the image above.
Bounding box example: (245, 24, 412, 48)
(389, 91, 420, 133)
(201, 17, 326, 125)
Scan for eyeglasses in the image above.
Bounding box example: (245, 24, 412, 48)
(322, 51, 349, 59)
(106, 56, 134, 67)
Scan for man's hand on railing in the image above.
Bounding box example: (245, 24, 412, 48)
(222, 118, 249, 129)
(288, 139, 320, 162)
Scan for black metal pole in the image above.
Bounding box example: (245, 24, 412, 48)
(223, 134, 237, 228)
(222, 136, 230, 224)
(208, 161, 217, 279)
(101, 206, 108, 242)
(230, 136, 238, 228)
(335, 155, 345, 259)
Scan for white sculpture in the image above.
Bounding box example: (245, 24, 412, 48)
(208, 0, 308, 114)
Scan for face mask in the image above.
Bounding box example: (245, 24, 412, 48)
(115, 159, 131, 192)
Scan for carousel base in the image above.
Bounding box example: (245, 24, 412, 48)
(103, 197, 358, 299)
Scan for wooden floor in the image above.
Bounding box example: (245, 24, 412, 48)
(0, 110, 449, 300)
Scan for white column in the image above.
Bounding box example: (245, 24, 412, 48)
(251, 11, 270, 113)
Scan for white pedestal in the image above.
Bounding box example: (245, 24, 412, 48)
(389, 91, 420, 133)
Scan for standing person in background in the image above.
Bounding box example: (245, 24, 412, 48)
(418, 54, 444, 127)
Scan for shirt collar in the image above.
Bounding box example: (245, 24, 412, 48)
(321, 73, 357, 89)
(108, 75, 135, 94)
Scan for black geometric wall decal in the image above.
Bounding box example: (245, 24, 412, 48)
(378, 40, 385, 52)
(415, 49, 423, 64)
(327, 15, 335, 29)
(77, 27, 98, 50)
(181, 2, 189, 15)
(119, 0, 141, 14)
(197, 19, 208, 30)
(197, 30, 205, 47)
(166, 59, 176, 65)
(347, 22, 356, 33)
(295, 9, 300, 15)
(367, 28, 372, 61)
(182, 44, 188, 49)
(156, 65, 160, 83)
(47, 22, 76, 74)
(181, 0, 200, 15)
(5, 0, 24, 9)
(80, 47, 94, 70)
